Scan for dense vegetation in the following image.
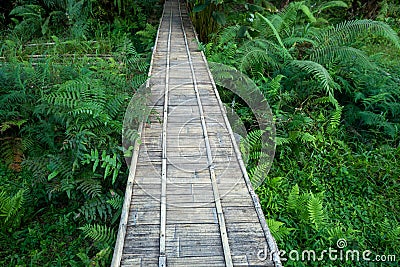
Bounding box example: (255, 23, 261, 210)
(0, 0, 161, 265)
(190, 0, 399, 266)
(1, 0, 399, 266)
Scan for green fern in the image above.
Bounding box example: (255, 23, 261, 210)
(0, 189, 26, 229)
(310, 46, 375, 69)
(76, 178, 103, 198)
(248, 163, 269, 188)
(327, 224, 357, 243)
(78, 196, 113, 222)
(299, 132, 317, 143)
(275, 136, 292, 146)
(106, 194, 124, 210)
(255, 13, 291, 58)
(114, 36, 148, 73)
(287, 184, 300, 212)
(240, 130, 264, 158)
(358, 111, 388, 127)
(239, 129, 274, 187)
(315, 20, 400, 49)
(380, 219, 400, 251)
(290, 60, 335, 97)
(107, 193, 124, 224)
(266, 219, 294, 242)
(307, 193, 326, 231)
(329, 106, 343, 130)
(315, 1, 348, 13)
(269, 2, 315, 33)
(239, 39, 283, 74)
(79, 223, 116, 245)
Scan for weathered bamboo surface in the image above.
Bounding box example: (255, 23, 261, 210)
(112, 0, 281, 266)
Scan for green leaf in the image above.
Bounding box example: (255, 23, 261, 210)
(255, 13, 292, 59)
(41, 16, 50, 35)
(48, 170, 59, 181)
(193, 3, 209, 13)
(300, 5, 316, 23)
(290, 60, 335, 97)
(212, 11, 226, 25)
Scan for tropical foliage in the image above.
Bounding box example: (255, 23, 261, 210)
(0, 0, 161, 265)
(198, 0, 400, 266)
(1, 0, 400, 266)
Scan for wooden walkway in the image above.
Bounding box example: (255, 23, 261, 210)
(112, 0, 281, 266)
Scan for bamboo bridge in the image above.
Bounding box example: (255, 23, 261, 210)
(112, 0, 281, 266)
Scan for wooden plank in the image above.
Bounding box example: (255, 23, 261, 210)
(131, 185, 161, 198)
(223, 206, 261, 223)
(165, 183, 213, 194)
(120, 258, 141, 267)
(166, 256, 225, 266)
(166, 207, 218, 224)
(127, 207, 160, 225)
(166, 166, 209, 179)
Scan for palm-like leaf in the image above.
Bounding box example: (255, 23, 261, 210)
(290, 60, 335, 96)
(315, 20, 400, 49)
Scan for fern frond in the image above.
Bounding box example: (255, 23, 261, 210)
(240, 129, 264, 164)
(283, 37, 317, 47)
(76, 178, 102, 198)
(316, 1, 348, 13)
(299, 132, 317, 143)
(78, 196, 113, 222)
(315, 20, 400, 50)
(240, 48, 278, 74)
(380, 219, 400, 246)
(107, 193, 124, 224)
(106, 194, 124, 210)
(0, 189, 26, 226)
(114, 37, 148, 72)
(79, 224, 115, 245)
(311, 46, 375, 69)
(22, 157, 48, 183)
(329, 106, 343, 130)
(47, 154, 74, 181)
(215, 25, 240, 46)
(248, 163, 268, 188)
(241, 130, 264, 151)
(275, 136, 292, 146)
(313, 96, 332, 105)
(255, 13, 291, 58)
(327, 224, 357, 242)
(290, 60, 335, 97)
(270, 2, 314, 32)
(307, 193, 326, 230)
(266, 219, 294, 241)
(0, 119, 27, 133)
(92, 246, 112, 266)
(358, 111, 387, 127)
(0, 137, 24, 171)
(239, 38, 286, 73)
(287, 184, 299, 212)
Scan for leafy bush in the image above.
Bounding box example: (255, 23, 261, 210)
(0, 0, 160, 265)
(206, 1, 400, 266)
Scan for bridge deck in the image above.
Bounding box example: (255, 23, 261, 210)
(112, 0, 281, 266)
